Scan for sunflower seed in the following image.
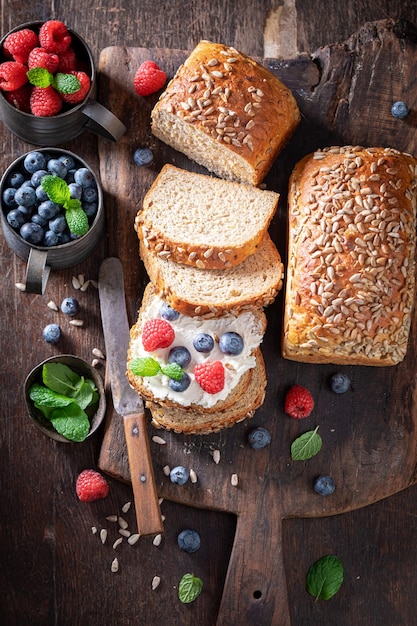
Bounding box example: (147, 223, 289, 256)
(118, 516, 128, 530)
(153, 533, 162, 547)
(47, 300, 59, 311)
(212, 449, 221, 464)
(163, 465, 170, 476)
(111, 558, 119, 573)
(15, 282, 26, 292)
(128, 533, 140, 545)
(152, 435, 167, 445)
(190, 468, 198, 483)
(119, 529, 131, 538)
(91, 526, 97, 534)
(231, 473, 239, 486)
(122, 501, 131, 513)
(92, 348, 105, 359)
(112, 537, 123, 549)
(152, 576, 161, 590)
(72, 275, 81, 289)
(106, 515, 118, 522)
(100, 529, 107, 544)
(69, 319, 84, 327)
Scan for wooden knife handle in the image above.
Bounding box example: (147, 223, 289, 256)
(123, 412, 164, 536)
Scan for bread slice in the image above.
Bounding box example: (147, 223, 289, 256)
(146, 348, 267, 435)
(127, 283, 267, 414)
(135, 164, 279, 270)
(151, 40, 300, 186)
(140, 232, 284, 317)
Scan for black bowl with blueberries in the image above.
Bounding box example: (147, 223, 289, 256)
(0, 147, 104, 293)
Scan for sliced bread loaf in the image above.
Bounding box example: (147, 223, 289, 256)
(135, 164, 279, 270)
(151, 40, 300, 186)
(146, 348, 267, 435)
(139, 232, 284, 317)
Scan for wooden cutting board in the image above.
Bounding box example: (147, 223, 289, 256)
(96, 19, 417, 625)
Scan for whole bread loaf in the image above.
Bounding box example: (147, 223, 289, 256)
(127, 283, 267, 417)
(136, 164, 279, 269)
(140, 232, 284, 317)
(151, 40, 300, 186)
(282, 146, 417, 366)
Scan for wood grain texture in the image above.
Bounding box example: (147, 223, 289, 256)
(2, 3, 417, 626)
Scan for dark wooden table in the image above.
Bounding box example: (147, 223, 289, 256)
(2, 2, 417, 625)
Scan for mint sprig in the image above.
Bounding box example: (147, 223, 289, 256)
(306, 555, 344, 601)
(130, 357, 184, 381)
(41, 174, 89, 236)
(178, 573, 203, 604)
(27, 67, 81, 94)
(291, 426, 322, 461)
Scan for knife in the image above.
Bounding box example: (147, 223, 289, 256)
(98, 257, 163, 536)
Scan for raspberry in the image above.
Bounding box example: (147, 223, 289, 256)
(4, 84, 32, 112)
(30, 86, 63, 116)
(142, 318, 175, 351)
(57, 48, 77, 73)
(284, 384, 315, 419)
(3, 28, 39, 64)
(133, 60, 166, 96)
(39, 20, 72, 54)
(0, 61, 28, 91)
(194, 361, 225, 394)
(60, 71, 91, 104)
(76, 469, 109, 502)
(28, 47, 60, 73)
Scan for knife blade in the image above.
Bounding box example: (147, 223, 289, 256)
(98, 257, 163, 536)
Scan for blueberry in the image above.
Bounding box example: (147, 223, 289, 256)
(17, 205, 32, 218)
(391, 101, 409, 119)
(61, 297, 80, 316)
(23, 151, 46, 174)
(20, 222, 44, 244)
(57, 230, 71, 244)
(193, 332, 214, 353)
(82, 186, 98, 203)
(42, 323, 61, 344)
(168, 371, 191, 392)
(247, 427, 271, 449)
(219, 331, 244, 355)
(49, 215, 67, 233)
(8, 171, 25, 188)
(47, 158, 67, 178)
(82, 202, 98, 217)
(177, 529, 201, 553)
(58, 154, 75, 170)
(31, 213, 48, 227)
(38, 201, 60, 220)
(7, 209, 26, 229)
(31, 169, 48, 188)
(35, 185, 49, 202)
(14, 185, 36, 208)
(168, 346, 191, 368)
(65, 168, 76, 183)
(74, 167, 95, 188)
(3, 187, 17, 207)
(133, 147, 154, 167)
(43, 230, 59, 247)
(314, 476, 335, 496)
(329, 372, 351, 394)
(160, 301, 180, 321)
(169, 466, 189, 485)
(68, 182, 82, 200)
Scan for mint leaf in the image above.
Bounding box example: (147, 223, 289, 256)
(50, 404, 91, 442)
(291, 426, 322, 461)
(41, 175, 70, 206)
(178, 573, 203, 604)
(71, 378, 95, 410)
(130, 357, 161, 377)
(27, 67, 53, 87)
(65, 206, 89, 236)
(161, 362, 183, 381)
(29, 383, 75, 409)
(42, 363, 81, 395)
(306, 555, 344, 601)
(53, 72, 80, 94)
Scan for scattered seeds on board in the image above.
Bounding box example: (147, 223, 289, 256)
(91, 526, 97, 534)
(100, 529, 108, 544)
(212, 449, 221, 464)
(152, 576, 161, 590)
(47, 300, 59, 311)
(128, 533, 140, 545)
(159, 498, 164, 505)
(106, 515, 118, 522)
(122, 501, 131, 513)
(153, 533, 162, 547)
(118, 516, 128, 530)
(190, 468, 198, 483)
(92, 347, 106, 360)
(111, 557, 119, 573)
(72, 275, 81, 290)
(152, 435, 167, 445)
(92, 358, 101, 368)
(119, 528, 131, 538)
(15, 282, 26, 292)
(163, 465, 171, 476)
(231, 473, 239, 487)
(80, 280, 90, 292)
(113, 537, 123, 549)
(69, 319, 84, 327)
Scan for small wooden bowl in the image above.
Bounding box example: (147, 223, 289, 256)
(24, 355, 106, 443)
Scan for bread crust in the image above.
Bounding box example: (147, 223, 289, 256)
(135, 164, 279, 270)
(151, 40, 300, 186)
(282, 146, 417, 366)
